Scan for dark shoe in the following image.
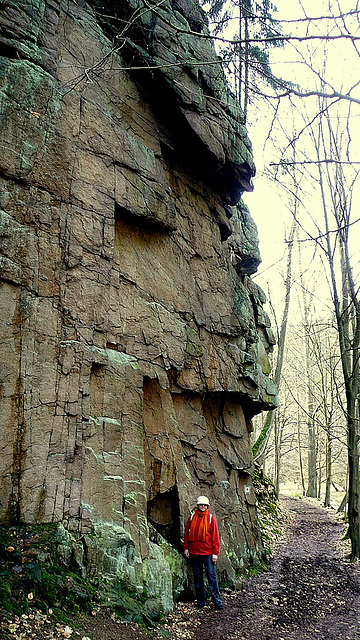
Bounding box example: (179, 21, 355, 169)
(215, 604, 223, 610)
(195, 602, 206, 608)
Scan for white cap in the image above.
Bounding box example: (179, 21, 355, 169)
(197, 495, 210, 505)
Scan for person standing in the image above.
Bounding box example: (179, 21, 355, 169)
(183, 495, 223, 610)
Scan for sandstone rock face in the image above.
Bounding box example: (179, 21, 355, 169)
(0, 0, 277, 608)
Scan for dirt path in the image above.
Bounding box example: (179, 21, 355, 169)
(165, 496, 360, 640)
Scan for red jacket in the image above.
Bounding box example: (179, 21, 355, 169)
(183, 510, 221, 556)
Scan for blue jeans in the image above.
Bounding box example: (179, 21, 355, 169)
(191, 554, 222, 607)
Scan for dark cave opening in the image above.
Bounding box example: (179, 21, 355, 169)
(147, 487, 181, 548)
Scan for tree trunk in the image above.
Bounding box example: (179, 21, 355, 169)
(315, 125, 360, 557)
(317, 447, 322, 500)
(297, 411, 306, 496)
(253, 220, 296, 463)
(243, 0, 250, 121)
(302, 286, 317, 498)
(274, 412, 280, 495)
(337, 490, 348, 514)
(306, 406, 317, 497)
(347, 395, 360, 559)
(324, 426, 332, 507)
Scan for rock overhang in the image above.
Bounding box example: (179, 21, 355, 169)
(90, 0, 256, 209)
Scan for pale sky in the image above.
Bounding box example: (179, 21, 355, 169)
(243, 0, 360, 320)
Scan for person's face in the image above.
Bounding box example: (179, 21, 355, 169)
(198, 503, 208, 511)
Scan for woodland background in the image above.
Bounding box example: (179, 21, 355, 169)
(209, 0, 360, 543)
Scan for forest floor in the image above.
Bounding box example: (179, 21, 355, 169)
(1, 496, 360, 640)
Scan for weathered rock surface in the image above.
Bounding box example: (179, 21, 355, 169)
(0, 0, 277, 609)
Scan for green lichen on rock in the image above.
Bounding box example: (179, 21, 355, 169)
(143, 543, 173, 613)
(0, 522, 177, 625)
(232, 278, 258, 341)
(83, 522, 144, 588)
(148, 526, 188, 602)
(0, 58, 60, 182)
(228, 201, 261, 277)
(253, 469, 283, 556)
(184, 325, 203, 363)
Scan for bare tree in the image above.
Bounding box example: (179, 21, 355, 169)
(271, 95, 360, 556)
(299, 278, 318, 498)
(252, 219, 296, 465)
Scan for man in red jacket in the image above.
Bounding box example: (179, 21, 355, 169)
(183, 495, 223, 610)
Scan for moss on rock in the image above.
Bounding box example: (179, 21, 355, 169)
(0, 523, 175, 626)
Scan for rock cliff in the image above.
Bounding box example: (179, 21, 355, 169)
(0, 0, 277, 611)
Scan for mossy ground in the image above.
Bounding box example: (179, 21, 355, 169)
(0, 524, 161, 629)
(0, 524, 97, 621)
